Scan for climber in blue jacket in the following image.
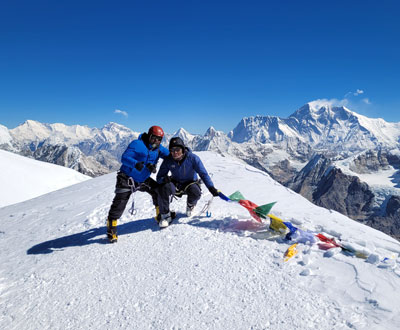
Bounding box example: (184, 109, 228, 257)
(156, 137, 219, 228)
(106, 125, 169, 242)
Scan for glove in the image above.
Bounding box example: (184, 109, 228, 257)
(135, 161, 144, 171)
(163, 176, 172, 184)
(209, 186, 219, 197)
(146, 163, 157, 173)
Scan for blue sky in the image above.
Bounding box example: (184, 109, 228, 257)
(1, 0, 399, 134)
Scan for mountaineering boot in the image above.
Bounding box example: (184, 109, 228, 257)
(107, 219, 118, 243)
(154, 206, 160, 222)
(186, 203, 195, 217)
(159, 213, 172, 228)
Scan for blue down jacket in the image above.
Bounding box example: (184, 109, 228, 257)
(156, 148, 214, 189)
(120, 133, 169, 183)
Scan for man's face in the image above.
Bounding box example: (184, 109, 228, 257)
(170, 146, 183, 160)
(149, 135, 162, 148)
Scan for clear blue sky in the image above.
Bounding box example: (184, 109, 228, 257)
(1, 0, 399, 134)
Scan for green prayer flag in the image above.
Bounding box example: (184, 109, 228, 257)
(254, 202, 276, 219)
(228, 191, 246, 201)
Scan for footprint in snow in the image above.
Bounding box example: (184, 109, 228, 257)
(323, 247, 341, 258)
(300, 268, 312, 276)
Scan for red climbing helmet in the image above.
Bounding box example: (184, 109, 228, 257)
(148, 125, 164, 138)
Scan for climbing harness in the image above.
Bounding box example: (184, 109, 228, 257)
(127, 177, 153, 215)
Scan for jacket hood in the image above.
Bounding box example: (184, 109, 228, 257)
(169, 137, 185, 150)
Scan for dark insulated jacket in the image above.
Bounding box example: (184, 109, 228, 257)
(120, 133, 169, 183)
(156, 149, 214, 189)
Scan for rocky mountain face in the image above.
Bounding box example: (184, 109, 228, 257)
(313, 168, 375, 220)
(288, 154, 376, 220)
(349, 150, 400, 173)
(366, 196, 400, 240)
(288, 153, 400, 240)
(32, 144, 111, 177)
(2, 101, 400, 239)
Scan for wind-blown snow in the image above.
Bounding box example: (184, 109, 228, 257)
(0, 152, 399, 329)
(0, 150, 90, 208)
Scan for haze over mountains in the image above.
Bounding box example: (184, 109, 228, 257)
(1, 101, 400, 239)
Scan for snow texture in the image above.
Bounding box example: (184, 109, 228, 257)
(1, 151, 400, 329)
(0, 150, 90, 208)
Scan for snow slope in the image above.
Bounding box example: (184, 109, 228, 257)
(0, 150, 90, 208)
(1, 152, 400, 329)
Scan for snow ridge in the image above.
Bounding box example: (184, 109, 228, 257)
(0, 149, 90, 208)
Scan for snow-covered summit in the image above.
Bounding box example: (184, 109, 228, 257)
(291, 102, 400, 150)
(204, 126, 221, 138)
(100, 122, 138, 143)
(10, 119, 51, 142)
(9, 120, 139, 149)
(9, 120, 92, 148)
(229, 102, 400, 152)
(230, 115, 297, 143)
(173, 127, 197, 143)
(0, 151, 399, 329)
(291, 102, 354, 122)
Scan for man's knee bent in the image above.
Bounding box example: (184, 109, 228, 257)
(186, 184, 201, 205)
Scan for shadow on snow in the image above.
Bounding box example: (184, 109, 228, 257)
(27, 215, 278, 255)
(27, 218, 158, 255)
(187, 216, 277, 241)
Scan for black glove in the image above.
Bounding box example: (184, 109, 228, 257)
(209, 186, 219, 197)
(146, 163, 157, 173)
(135, 161, 144, 171)
(163, 176, 172, 184)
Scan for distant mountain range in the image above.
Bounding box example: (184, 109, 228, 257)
(1, 101, 400, 239)
(230, 101, 400, 150)
(0, 121, 137, 176)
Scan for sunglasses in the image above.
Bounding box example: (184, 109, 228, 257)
(150, 135, 162, 142)
(170, 147, 182, 153)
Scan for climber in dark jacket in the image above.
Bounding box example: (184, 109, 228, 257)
(106, 125, 169, 242)
(156, 137, 219, 228)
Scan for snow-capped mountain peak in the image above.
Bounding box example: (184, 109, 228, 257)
(174, 127, 193, 138)
(290, 102, 355, 123)
(101, 122, 134, 134)
(230, 115, 281, 143)
(10, 119, 52, 142)
(204, 126, 221, 138)
(229, 101, 400, 152)
(172, 127, 197, 146)
(100, 122, 139, 143)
